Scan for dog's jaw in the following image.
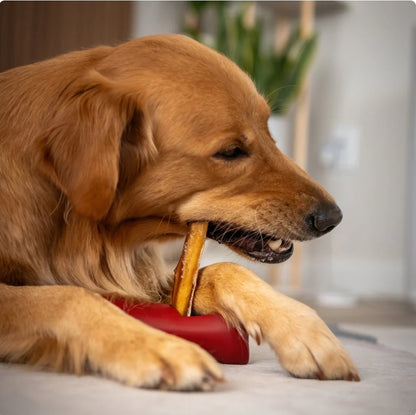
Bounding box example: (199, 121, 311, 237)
(206, 221, 294, 264)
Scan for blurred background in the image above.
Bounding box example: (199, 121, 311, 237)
(1, 1, 415, 323)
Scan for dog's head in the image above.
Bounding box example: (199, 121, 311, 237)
(42, 35, 342, 264)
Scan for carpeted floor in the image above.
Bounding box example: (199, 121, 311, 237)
(1, 325, 415, 415)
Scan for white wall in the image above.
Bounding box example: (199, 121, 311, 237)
(132, 1, 416, 300)
(305, 1, 416, 299)
(406, 26, 416, 306)
(132, 1, 186, 38)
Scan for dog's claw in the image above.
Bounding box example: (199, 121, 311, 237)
(349, 372, 361, 382)
(160, 364, 176, 388)
(205, 367, 225, 383)
(315, 369, 327, 381)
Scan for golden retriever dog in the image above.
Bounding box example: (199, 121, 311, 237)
(0, 34, 359, 391)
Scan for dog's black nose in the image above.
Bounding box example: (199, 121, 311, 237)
(309, 203, 343, 235)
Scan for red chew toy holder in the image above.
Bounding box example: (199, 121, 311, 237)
(109, 299, 249, 365)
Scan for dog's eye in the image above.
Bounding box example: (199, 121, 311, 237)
(213, 146, 249, 161)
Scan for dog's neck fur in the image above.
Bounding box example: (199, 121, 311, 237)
(50, 210, 172, 301)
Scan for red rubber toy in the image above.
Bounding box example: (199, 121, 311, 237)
(109, 299, 249, 365)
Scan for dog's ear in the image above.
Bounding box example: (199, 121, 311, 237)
(118, 107, 157, 192)
(39, 71, 153, 221)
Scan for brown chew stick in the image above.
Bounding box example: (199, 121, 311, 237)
(172, 222, 208, 316)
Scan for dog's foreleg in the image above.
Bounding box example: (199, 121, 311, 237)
(0, 283, 223, 390)
(192, 263, 359, 381)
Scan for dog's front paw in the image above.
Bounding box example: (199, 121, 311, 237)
(87, 315, 224, 391)
(266, 304, 360, 381)
(193, 262, 359, 382)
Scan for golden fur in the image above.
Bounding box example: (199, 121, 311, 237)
(0, 35, 359, 390)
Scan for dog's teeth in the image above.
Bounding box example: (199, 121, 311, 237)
(280, 241, 292, 252)
(268, 239, 282, 251)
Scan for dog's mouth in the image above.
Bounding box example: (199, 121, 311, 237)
(206, 222, 294, 264)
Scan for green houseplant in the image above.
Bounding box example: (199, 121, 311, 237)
(184, 1, 318, 115)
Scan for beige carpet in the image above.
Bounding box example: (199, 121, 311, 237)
(1, 326, 415, 415)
